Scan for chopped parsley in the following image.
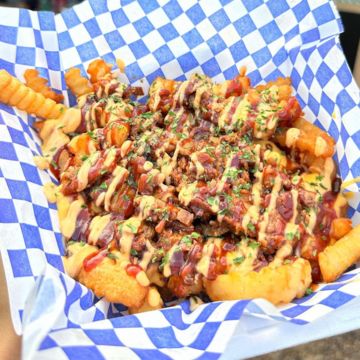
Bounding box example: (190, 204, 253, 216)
(140, 112, 153, 119)
(99, 182, 108, 190)
(305, 288, 313, 296)
(233, 256, 245, 265)
(107, 253, 119, 260)
(248, 241, 260, 249)
(126, 223, 138, 233)
(247, 222, 255, 232)
(81, 155, 89, 161)
(130, 249, 138, 256)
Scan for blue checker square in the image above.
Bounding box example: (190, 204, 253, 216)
(46, 253, 64, 271)
(110, 8, 129, 28)
(163, 0, 183, 20)
(45, 51, 61, 71)
(63, 346, 105, 360)
(242, 0, 263, 11)
(266, 0, 290, 17)
(20, 163, 42, 185)
(104, 31, 125, 50)
(273, 48, 287, 67)
(153, 45, 174, 66)
(182, 28, 203, 49)
(146, 327, 182, 348)
(177, 52, 199, 73)
(129, 39, 150, 59)
(34, 29, 43, 48)
(209, 9, 230, 32)
(207, 34, 226, 55)
(190, 322, 222, 350)
(6, 179, 31, 202)
(133, 349, 171, 360)
(313, 3, 336, 26)
(186, 3, 206, 25)
(33, 204, 53, 230)
(8, 250, 33, 277)
(223, 64, 239, 80)
(133, 17, 155, 37)
(281, 305, 311, 318)
(252, 47, 272, 67)
(84, 329, 123, 346)
(39, 336, 58, 350)
(229, 40, 249, 62)
(89, 0, 108, 15)
(301, 28, 320, 44)
(320, 92, 335, 114)
(7, 127, 27, 147)
(16, 46, 36, 66)
(316, 62, 334, 87)
(77, 41, 99, 62)
(337, 62, 353, 87)
(336, 89, 357, 116)
(259, 21, 282, 44)
(61, 8, 81, 28)
(126, 62, 144, 81)
(158, 23, 179, 42)
(0, 199, 18, 223)
(58, 31, 74, 51)
(19, 8, 32, 27)
(21, 223, 43, 249)
(233, 15, 256, 37)
(138, 0, 159, 13)
(293, 0, 311, 22)
(302, 65, 315, 88)
(0, 142, 17, 160)
(201, 58, 222, 78)
(320, 291, 355, 309)
(0, 25, 17, 45)
(84, 18, 102, 38)
(38, 12, 56, 31)
(308, 93, 320, 116)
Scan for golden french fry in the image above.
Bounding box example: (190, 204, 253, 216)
(0, 69, 66, 118)
(77, 252, 149, 308)
(275, 118, 335, 158)
(256, 77, 292, 101)
(65, 68, 93, 97)
(204, 258, 312, 305)
(24, 69, 64, 103)
(330, 218, 352, 241)
(319, 224, 360, 283)
(87, 59, 112, 83)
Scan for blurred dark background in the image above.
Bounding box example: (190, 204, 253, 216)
(0, 0, 358, 83)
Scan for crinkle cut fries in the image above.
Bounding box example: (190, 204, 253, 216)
(0, 59, 359, 313)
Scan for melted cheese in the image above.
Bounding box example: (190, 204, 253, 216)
(119, 217, 142, 256)
(242, 144, 263, 231)
(163, 243, 181, 278)
(227, 240, 259, 274)
(43, 182, 58, 203)
(88, 214, 111, 245)
(179, 182, 198, 206)
(136, 271, 150, 287)
(148, 287, 162, 307)
(61, 198, 85, 239)
(139, 241, 156, 270)
(120, 140, 132, 158)
(196, 242, 215, 278)
(104, 166, 128, 211)
(103, 147, 117, 168)
(218, 97, 236, 129)
(314, 136, 327, 157)
(285, 128, 300, 147)
(33, 156, 49, 170)
(190, 152, 205, 178)
(269, 242, 292, 268)
(77, 152, 100, 191)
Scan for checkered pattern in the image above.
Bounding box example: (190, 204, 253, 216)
(1, 0, 360, 359)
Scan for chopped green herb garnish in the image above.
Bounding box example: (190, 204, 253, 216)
(130, 249, 138, 256)
(248, 241, 260, 249)
(233, 256, 245, 265)
(99, 182, 108, 190)
(81, 155, 89, 161)
(107, 253, 119, 260)
(247, 222, 255, 232)
(305, 288, 313, 296)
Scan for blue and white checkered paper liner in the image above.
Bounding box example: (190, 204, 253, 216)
(0, 0, 360, 359)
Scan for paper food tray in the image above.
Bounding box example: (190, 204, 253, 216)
(0, 0, 360, 359)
